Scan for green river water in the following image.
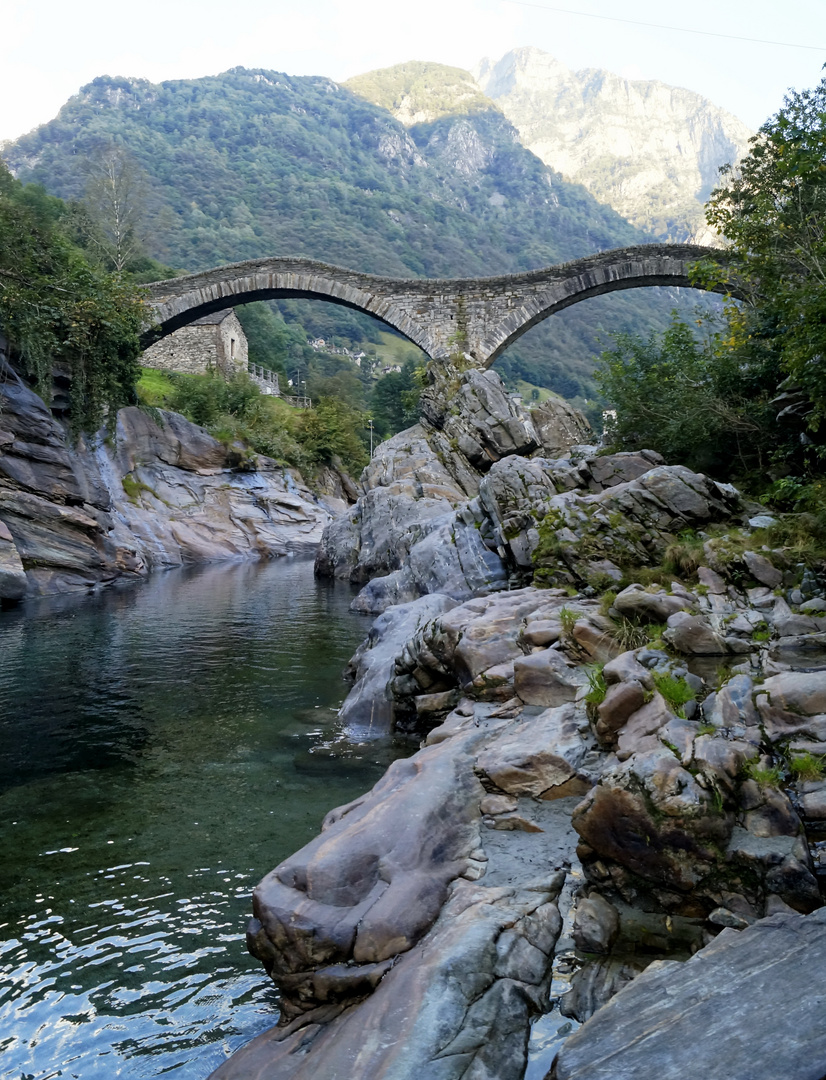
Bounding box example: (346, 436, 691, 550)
(0, 557, 404, 1079)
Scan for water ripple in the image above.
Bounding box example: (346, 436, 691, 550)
(0, 558, 406, 1079)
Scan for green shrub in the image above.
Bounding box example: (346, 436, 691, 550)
(651, 671, 695, 717)
(744, 761, 783, 786)
(788, 753, 825, 782)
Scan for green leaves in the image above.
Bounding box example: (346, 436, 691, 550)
(707, 78, 826, 432)
(0, 162, 146, 435)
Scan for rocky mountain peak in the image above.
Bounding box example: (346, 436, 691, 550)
(473, 47, 754, 242)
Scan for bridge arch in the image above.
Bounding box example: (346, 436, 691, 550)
(472, 248, 740, 366)
(143, 245, 738, 366)
(141, 259, 431, 354)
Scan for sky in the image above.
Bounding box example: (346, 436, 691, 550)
(2, 0, 826, 143)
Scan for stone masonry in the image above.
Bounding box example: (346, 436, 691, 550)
(143, 244, 739, 367)
(142, 309, 248, 377)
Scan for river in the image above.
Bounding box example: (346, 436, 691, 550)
(0, 557, 404, 1079)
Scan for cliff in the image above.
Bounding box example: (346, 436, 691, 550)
(0, 344, 337, 603)
(474, 47, 754, 242)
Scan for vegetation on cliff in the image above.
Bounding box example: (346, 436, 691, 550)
(0, 162, 145, 434)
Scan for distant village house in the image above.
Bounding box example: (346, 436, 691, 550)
(143, 309, 248, 378)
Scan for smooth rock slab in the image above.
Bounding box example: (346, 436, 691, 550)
(551, 907, 826, 1080)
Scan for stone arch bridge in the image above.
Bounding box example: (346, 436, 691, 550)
(143, 244, 736, 367)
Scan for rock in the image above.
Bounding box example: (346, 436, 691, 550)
(248, 722, 492, 1018)
(514, 648, 586, 707)
(427, 367, 541, 468)
(663, 611, 729, 655)
(350, 511, 508, 613)
(584, 450, 663, 489)
(743, 550, 783, 588)
(615, 694, 674, 761)
(801, 785, 826, 820)
(697, 565, 727, 593)
(595, 681, 649, 745)
(602, 650, 654, 690)
(522, 617, 562, 646)
(755, 671, 826, 742)
(480, 794, 518, 815)
(551, 909, 826, 1080)
(572, 893, 620, 953)
(0, 532, 27, 601)
(489, 811, 544, 832)
(476, 702, 590, 798)
(775, 614, 821, 637)
(748, 514, 777, 528)
(573, 746, 729, 897)
(613, 584, 690, 623)
(801, 597, 826, 614)
(530, 397, 592, 456)
(478, 455, 557, 567)
(558, 957, 645, 1024)
(339, 594, 457, 734)
(221, 878, 562, 1080)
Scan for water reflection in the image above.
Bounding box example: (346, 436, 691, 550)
(0, 558, 403, 1078)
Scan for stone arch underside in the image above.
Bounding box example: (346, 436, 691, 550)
(141, 268, 432, 354)
(143, 246, 737, 365)
(477, 267, 735, 367)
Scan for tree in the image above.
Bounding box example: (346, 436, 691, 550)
(81, 146, 148, 273)
(0, 161, 146, 434)
(705, 76, 826, 431)
(595, 314, 781, 478)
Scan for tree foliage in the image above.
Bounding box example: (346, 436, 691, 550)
(706, 76, 826, 431)
(600, 76, 826, 488)
(0, 162, 146, 434)
(595, 314, 782, 478)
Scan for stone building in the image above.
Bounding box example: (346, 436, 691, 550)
(142, 309, 248, 377)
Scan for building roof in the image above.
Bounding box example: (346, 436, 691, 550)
(190, 309, 236, 326)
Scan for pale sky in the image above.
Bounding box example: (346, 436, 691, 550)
(3, 0, 826, 143)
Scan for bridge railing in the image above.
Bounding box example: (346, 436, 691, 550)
(246, 363, 311, 408)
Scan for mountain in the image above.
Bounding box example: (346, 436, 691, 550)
(474, 47, 754, 242)
(344, 62, 491, 127)
(2, 66, 697, 404)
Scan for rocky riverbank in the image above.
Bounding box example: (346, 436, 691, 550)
(218, 362, 826, 1079)
(0, 349, 348, 602)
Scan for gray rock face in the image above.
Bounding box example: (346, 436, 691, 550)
(220, 701, 584, 1080)
(222, 877, 563, 1080)
(530, 397, 592, 456)
(316, 367, 595, 607)
(551, 908, 826, 1080)
(0, 356, 332, 600)
(475, 46, 753, 243)
(421, 367, 540, 468)
(338, 593, 457, 735)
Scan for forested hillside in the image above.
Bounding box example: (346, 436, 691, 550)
(3, 66, 703, 403)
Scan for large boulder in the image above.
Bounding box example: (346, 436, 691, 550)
(530, 397, 592, 457)
(551, 908, 826, 1080)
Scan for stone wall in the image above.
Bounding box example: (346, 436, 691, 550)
(143, 309, 248, 377)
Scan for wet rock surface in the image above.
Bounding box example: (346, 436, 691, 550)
(218, 700, 584, 1080)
